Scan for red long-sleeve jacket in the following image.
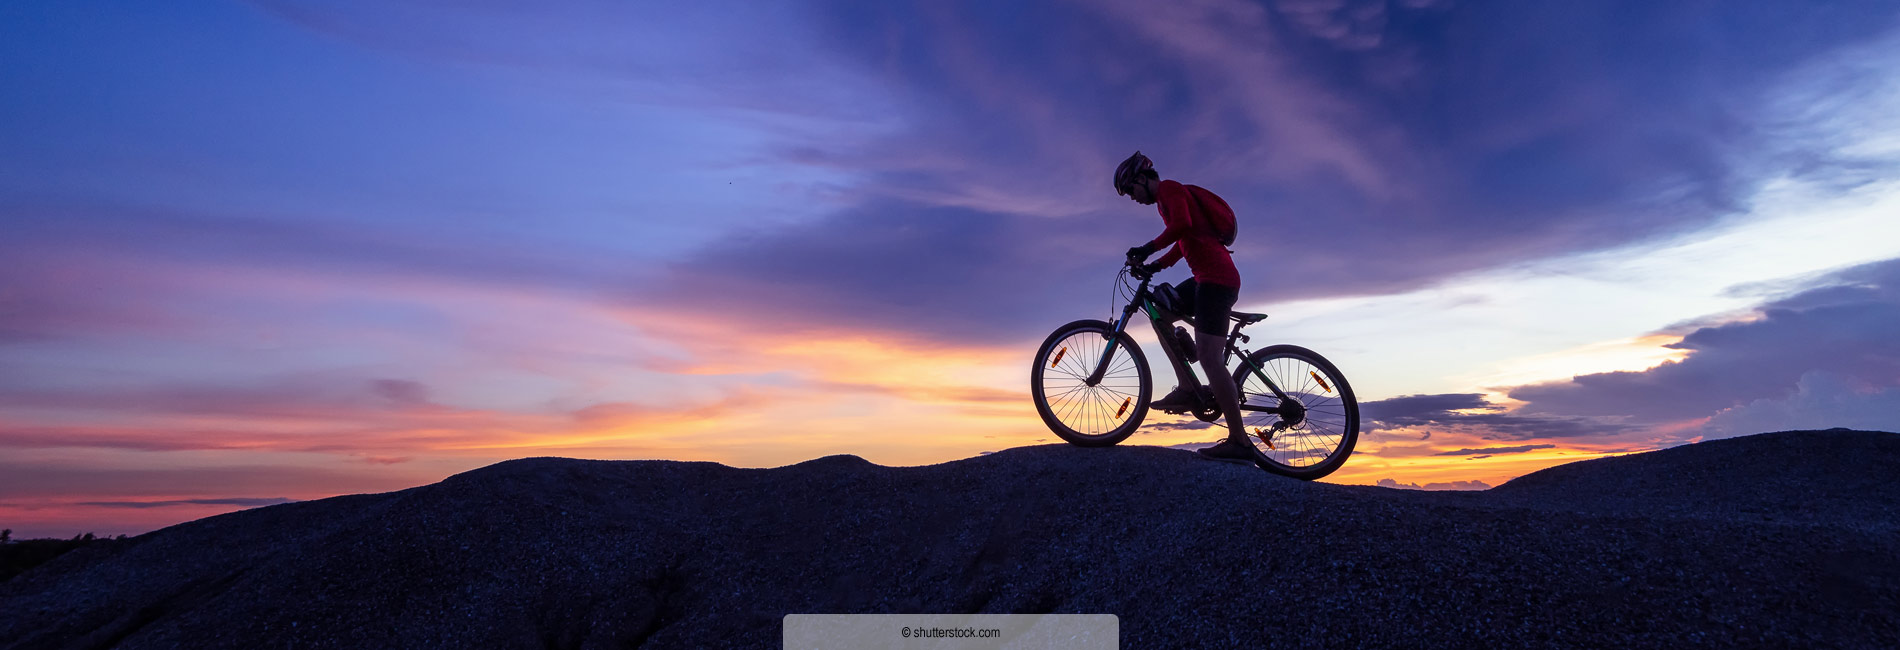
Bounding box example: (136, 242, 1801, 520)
(1147, 180, 1240, 289)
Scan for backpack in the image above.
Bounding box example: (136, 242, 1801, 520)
(1184, 184, 1237, 248)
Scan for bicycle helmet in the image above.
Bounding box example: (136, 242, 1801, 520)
(1113, 150, 1153, 196)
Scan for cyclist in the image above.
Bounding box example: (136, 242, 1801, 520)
(1114, 151, 1256, 464)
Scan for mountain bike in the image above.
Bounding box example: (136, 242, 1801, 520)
(1029, 262, 1360, 480)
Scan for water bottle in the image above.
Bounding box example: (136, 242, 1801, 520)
(1174, 325, 1198, 362)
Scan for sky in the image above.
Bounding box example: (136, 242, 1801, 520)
(3, 0, 1900, 538)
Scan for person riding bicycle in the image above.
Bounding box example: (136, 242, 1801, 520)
(1114, 151, 1257, 464)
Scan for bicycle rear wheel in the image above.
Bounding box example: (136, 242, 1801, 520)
(1031, 319, 1152, 446)
(1231, 345, 1358, 480)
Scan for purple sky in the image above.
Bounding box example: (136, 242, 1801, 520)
(4, 0, 1900, 537)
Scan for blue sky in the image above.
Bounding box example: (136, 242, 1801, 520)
(3, 0, 1899, 537)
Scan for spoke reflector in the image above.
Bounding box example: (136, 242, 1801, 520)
(1310, 371, 1332, 393)
(1115, 397, 1131, 418)
(1050, 346, 1068, 368)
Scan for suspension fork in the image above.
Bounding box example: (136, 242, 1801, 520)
(1084, 302, 1142, 386)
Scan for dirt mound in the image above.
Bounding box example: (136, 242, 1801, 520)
(4, 432, 1896, 648)
(1487, 429, 1900, 529)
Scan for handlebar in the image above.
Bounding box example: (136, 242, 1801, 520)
(1124, 259, 1155, 282)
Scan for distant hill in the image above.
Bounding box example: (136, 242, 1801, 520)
(4, 429, 1897, 649)
(1487, 428, 1900, 528)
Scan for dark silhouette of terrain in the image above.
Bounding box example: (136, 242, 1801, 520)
(0, 534, 129, 583)
(3, 429, 1896, 648)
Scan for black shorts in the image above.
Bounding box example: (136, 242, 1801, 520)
(1174, 278, 1239, 338)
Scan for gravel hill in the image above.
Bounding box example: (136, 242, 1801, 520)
(3, 429, 1896, 649)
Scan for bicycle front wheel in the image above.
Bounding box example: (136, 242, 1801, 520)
(1030, 319, 1152, 446)
(1231, 345, 1359, 480)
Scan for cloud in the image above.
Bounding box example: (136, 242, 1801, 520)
(1363, 393, 1495, 423)
(370, 380, 431, 406)
(1432, 444, 1555, 457)
(3, 202, 622, 298)
(237, 1, 1900, 351)
(0, 234, 200, 343)
(0, 374, 761, 457)
(1144, 419, 1218, 432)
(69, 497, 297, 509)
(1703, 371, 1900, 436)
(1374, 478, 1491, 491)
(1341, 257, 1900, 445)
(634, 201, 1130, 345)
(247, 0, 881, 122)
(5, 1, 1899, 530)
(0, 461, 420, 499)
(1360, 393, 1636, 440)
(1508, 257, 1900, 431)
(0, 375, 447, 421)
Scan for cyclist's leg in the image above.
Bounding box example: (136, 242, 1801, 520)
(1171, 278, 1199, 315)
(1192, 281, 1246, 443)
(1153, 277, 1204, 410)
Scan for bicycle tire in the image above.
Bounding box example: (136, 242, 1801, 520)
(1230, 345, 1359, 480)
(1031, 319, 1152, 447)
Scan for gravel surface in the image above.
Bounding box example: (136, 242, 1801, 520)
(3, 429, 1896, 649)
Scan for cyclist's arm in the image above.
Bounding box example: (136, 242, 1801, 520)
(1151, 244, 1184, 269)
(1146, 180, 1196, 250)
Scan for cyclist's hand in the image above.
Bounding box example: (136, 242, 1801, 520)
(1126, 261, 1162, 281)
(1126, 242, 1157, 265)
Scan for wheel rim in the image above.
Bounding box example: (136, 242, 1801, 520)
(1037, 329, 1144, 438)
(1237, 353, 1355, 470)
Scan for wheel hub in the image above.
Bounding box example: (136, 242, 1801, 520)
(1280, 399, 1307, 428)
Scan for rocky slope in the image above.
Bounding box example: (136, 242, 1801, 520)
(3, 429, 1897, 648)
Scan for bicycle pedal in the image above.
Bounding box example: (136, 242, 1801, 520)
(1253, 427, 1276, 450)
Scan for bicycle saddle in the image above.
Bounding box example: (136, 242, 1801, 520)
(1229, 311, 1268, 325)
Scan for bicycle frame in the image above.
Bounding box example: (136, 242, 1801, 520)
(1083, 270, 1294, 412)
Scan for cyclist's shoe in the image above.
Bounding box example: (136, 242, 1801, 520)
(1151, 386, 1197, 412)
(1196, 438, 1257, 465)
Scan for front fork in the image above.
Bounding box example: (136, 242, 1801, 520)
(1084, 302, 1142, 387)
(1082, 298, 1208, 391)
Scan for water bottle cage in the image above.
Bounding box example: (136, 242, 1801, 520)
(1173, 326, 1198, 363)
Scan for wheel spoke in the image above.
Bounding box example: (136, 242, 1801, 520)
(1034, 326, 1161, 442)
(1225, 350, 1357, 471)
(1052, 386, 1089, 424)
(1045, 383, 1093, 408)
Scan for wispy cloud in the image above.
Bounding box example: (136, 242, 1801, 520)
(1508, 257, 1900, 434)
(71, 497, 296, 509)
(1432, 444, 1554, 457)
(233, 1, 1900, 348)
(1360, 393, 1637, 441)
(4, 1, 1899, 539)
(1375, 478, 1491, 491)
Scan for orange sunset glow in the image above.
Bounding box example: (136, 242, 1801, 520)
(4, 1, 1899, 541)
